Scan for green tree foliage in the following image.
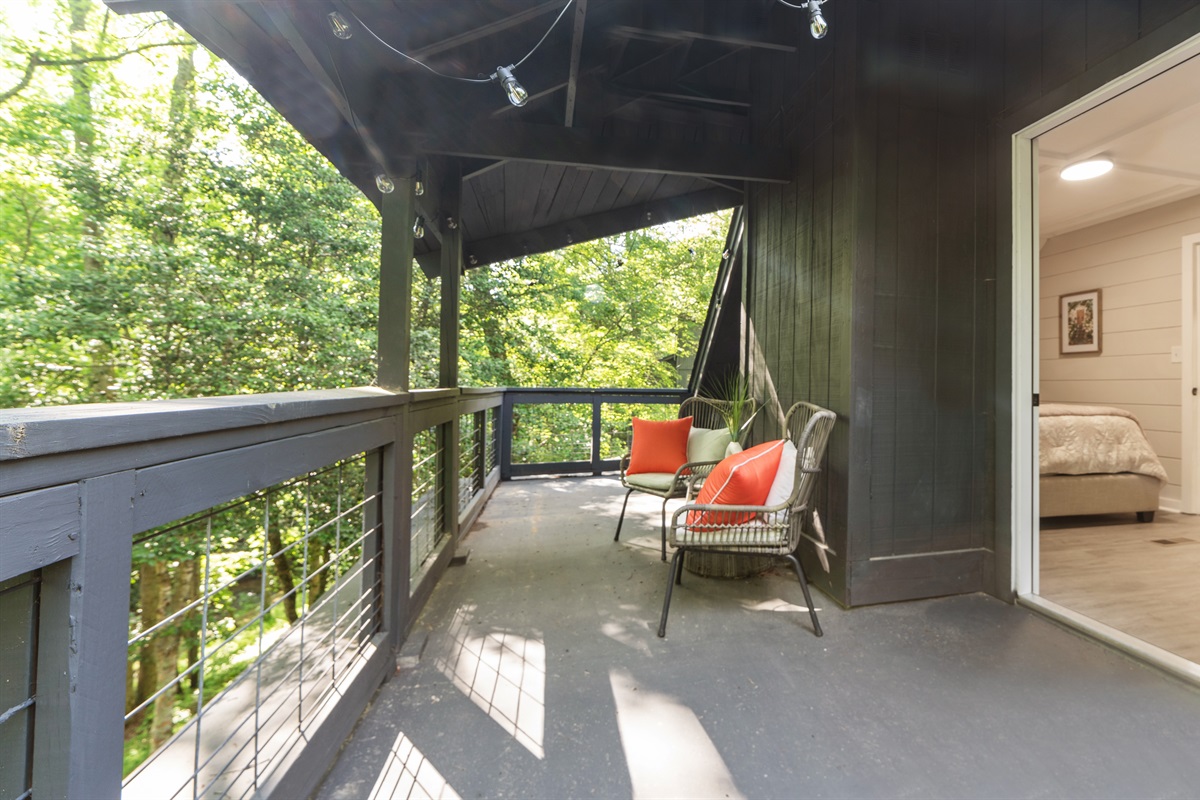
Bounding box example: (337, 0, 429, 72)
(457, 220, 725, 389)
(0, 0, 380, 407)
(0, 0, 728, 774)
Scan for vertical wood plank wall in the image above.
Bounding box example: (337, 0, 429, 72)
(741, 0, 1200, 606)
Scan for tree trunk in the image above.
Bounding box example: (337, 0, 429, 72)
(187, 554, 201, 691)
(66, 0, 112, 401)
(133, 559, 169, 745)
(148, 556, 199, 750)
(129, 561, 162, 732)
(310, 542, 330, 605)
(266, 524, 300, 624)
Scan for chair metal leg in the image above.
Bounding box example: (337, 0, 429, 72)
(660, 499, 670, 561)
(614, 488, 634, 542)
(675, 551, 684, 585)
(784, 553, 823, 637)
(658, 549, 686, 637)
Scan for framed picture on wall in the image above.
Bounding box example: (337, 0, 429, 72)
(1060, 289, 1102, 354)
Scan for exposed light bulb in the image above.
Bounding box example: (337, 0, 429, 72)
(327, 12, 352, 40)
(493, 65, 529, 107)
(413, 216, 425, 238)
(808, 2, 828, 39)
(414, 178, 425, 196)
(375, 174, 395, 194)
(1060, 158, 1114, 181)
(468, 254, 478, 266)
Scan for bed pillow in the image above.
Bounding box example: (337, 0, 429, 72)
(627, 416, 693, 475)
(687, 426, 734, 464)
(688, 440, 786, 527)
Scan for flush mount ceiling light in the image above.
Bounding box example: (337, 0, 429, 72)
(777, 0, 830, 39)
(1060, 158, 1114, 181)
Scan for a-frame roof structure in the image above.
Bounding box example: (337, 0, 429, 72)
(108, 0, 805, 268)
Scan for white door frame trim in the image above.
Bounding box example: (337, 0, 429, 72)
(1182, 234, 1200, 513)
(1011, 34, 1200, 597)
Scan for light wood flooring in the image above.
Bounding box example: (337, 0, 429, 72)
(1040, 510, 1200, 663)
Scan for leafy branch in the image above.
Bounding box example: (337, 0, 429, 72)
(1, 40, 192, 105)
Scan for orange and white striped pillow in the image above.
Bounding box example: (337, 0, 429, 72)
(687, 440, 785, 528)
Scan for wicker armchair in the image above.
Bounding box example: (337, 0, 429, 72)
(657, 401, 836, 638)
(614, 395, 759, 561)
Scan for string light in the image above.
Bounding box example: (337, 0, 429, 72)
(492, 66, 528, 107)
(375, 174, 395, 194)
(414, 177, 425, 196)
(342, 0, 576, 104)
(327, 11, 352, 39)
(413, 216, 426, 238)
(777, 0, 830, 39)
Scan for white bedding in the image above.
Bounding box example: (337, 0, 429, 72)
(1038, 403, 1168, 482)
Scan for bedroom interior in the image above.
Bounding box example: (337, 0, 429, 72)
(1035, 52, 1200, 664)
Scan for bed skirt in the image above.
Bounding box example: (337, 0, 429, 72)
(1039, 473, 1160, 520)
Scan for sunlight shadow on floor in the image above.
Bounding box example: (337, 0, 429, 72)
(609, 668, 744, 800)
(367, 732, 461, 800)
(432, 605, 546, 759)
(739, 597, 817, 614)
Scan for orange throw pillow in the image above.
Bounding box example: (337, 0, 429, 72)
(627, 416, 693, 475)
(688, 440, 786, 528)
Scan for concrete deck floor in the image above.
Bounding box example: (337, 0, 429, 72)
(316, 477, 1200, 800)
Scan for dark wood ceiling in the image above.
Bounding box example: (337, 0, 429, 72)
(108, 0, 806, 267)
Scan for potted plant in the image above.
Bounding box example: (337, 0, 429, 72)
(715, 372, 754, 443)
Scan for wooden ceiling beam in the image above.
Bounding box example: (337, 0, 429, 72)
(402, 121, 788, 183)
(607, 24, 796, 53)
(460, 186, 742, 267)
(564, 0, 589, 127)
(405, 0, 565, 62)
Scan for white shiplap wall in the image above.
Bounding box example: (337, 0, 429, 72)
(1039, 194, 1200, 511)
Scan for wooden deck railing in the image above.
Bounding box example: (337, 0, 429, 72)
(0, 385, 679, 799)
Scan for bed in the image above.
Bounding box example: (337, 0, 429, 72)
(1039, 403, 1168, 522)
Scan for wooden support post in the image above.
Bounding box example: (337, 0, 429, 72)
(591, 394, 603, 475)
(439, 416, 459, 543)
(379, 179, 416, 392)
(439, 161, 462, 390)
(33, 471, 135, 800)
(380, 431, 412, 648)
(500, 392, 514, 481)
(474, 410, 487, 492)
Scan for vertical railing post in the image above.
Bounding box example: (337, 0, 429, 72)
(500, 390, 514, 481)
(381, 415, 412, 649)
(591, 392, 603, 475)
(473, 410, 486, 493)
(33, 471, 134, 800)
(440, 414, 459, 546)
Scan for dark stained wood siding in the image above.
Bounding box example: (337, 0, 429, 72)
(739, 0, 1200, 606)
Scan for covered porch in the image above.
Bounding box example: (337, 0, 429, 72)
(8, 0, 1200, 796)
(318, 476, 1200, 799)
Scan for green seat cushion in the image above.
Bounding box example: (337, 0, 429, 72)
(623, 472, 678, 493)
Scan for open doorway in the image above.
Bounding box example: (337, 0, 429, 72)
(1013, 40, 1200, 675)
